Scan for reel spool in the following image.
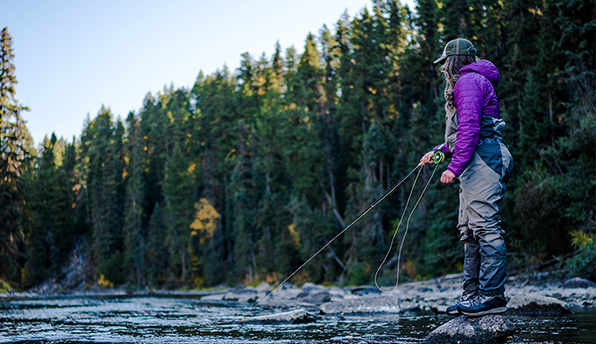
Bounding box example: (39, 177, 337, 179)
(432, 151, 445, 165)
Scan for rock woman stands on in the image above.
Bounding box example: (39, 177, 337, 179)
(421, 38, 513, 317)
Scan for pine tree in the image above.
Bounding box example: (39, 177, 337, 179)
(0, 27, 33, 285)
(145, 202, 168, 286)
(85, 107, 125, 284)
(163, 143, 195, 284)
(24, 134, 73, 286)
(123, 112, 146, 286)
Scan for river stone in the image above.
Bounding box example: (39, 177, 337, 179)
(320, 295, 402, 314)
(301, 282, 327, 293)
(351, 286, 383, 296)
(237, 309, 316, 324)
(295, 291, 309, 299)
(255, 282, 272, 292)
(298, 291, 331, 304)
(223, 287, 258, 302)
(508, 293, 570, 315)
(561, 277, 596, 289)
(329, 287, 346, 297)
(425, 315, 514, 344)
(201, 293, 225, 301)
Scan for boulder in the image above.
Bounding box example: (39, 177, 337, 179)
(223, 287, 258, 302)
(320, 295, 402, 314)
(301, 282, 327, 293)
(508, 293, 570, 315)
(237, 309, 316, 324)
(561, 277, 596, 289)
(351, 285, 383, 296)
(200, 293, 225, 301)
(295, 291, 309, 299)
(425, 315, 514, 344)
(328, 287, 346, 297)
(255, 282, 272, 292)
(297, 291, 331, 304)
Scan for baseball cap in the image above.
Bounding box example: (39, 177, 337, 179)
(433, 38, 477, 64)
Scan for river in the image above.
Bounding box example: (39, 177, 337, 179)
(1, 295, 594, 343)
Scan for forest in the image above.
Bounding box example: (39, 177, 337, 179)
(1, 0, 594, 291)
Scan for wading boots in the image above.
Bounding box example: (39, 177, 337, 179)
(456, 290, 508, 317)
(446, 291, 476, 316)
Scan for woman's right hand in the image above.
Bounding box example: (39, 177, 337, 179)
(420, 151, 435, 165)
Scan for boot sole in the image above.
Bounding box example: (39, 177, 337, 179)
(446, 309, 461, 316)
(461, 306, 508, 317)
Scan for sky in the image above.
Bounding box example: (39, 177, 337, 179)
(2, 0, 416, 144)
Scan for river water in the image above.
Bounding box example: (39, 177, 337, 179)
(1, 295, 594, 343)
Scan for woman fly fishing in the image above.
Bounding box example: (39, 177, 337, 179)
(421, 38, 513, 317)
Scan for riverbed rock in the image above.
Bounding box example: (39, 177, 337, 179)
(351, 286, 383, 296)
(561, 277, 596, 289)
(237, 309, 316, 324)
(301, 282, 327, 293)
(320, 295, 402, 314)
(425, 315, 514, 344)
(223, 287, 259, 302)
(201, 293, 225, 301)
(255, 282, 272, 292)
(508, 293, 570, 315)
(297, 291, 331, 304)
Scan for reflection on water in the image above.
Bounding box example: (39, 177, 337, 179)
(0, 296, 594, 343)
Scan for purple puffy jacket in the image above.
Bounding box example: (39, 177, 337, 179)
(436, 60, 501, 176)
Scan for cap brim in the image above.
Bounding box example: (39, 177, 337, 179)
(433, 55, 447, 64)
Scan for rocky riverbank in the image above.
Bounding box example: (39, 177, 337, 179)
(2, 275, 595, 343)
(2, 275, 595, 316)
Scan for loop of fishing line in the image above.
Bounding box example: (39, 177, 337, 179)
(244, 158, 442, 316)
(374, 163, 440, 292)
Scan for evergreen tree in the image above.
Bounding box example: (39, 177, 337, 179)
(123, 112, 146, 286)
(85, 107, 125, 284)
(145, 202, 168, 286)
(24, 134, 73, 286)
(0, 27, 33, 285)
(163, 143, 195, 284)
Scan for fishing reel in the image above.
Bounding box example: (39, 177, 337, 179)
(432, 151, 445, 165)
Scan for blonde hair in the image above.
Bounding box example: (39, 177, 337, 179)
(440, 55, 477, 109)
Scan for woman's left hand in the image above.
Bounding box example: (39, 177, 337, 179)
(441, 170, 456, 184)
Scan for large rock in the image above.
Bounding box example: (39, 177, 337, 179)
(237, 309, 316, 324)
(223, 287, 258, 302)
(561, 277, 596, 289)
(301, 282, 327, 293)
(425, 315, 514, 344)
(351, 285, 383, 296)
(255, 282, 272, 292)
(296, 291, 331, 304)
(320, 295, 402, 314)
(508, 293, 570, 315)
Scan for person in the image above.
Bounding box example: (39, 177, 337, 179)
(420, 38, 513, 317)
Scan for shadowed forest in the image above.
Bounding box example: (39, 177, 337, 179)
(1, 0, 594, 291)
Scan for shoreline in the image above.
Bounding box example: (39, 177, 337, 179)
(2, 274, 595, 316)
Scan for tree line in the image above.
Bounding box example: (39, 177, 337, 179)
(1, 0, 594, 290)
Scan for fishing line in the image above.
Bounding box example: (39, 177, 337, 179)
(244, 152, 445, 316)
(374, 162, 440, 292)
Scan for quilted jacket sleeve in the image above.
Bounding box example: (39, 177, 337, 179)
(448, 74, 483, 176)
(433, 143, 452, 157)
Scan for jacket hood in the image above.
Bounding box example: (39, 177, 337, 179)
(461, 60, 500, 87)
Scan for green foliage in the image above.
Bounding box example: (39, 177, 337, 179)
(6, 1, 595, 289)
(24, 133, 74, 287)
(565, 233, 596, 281)
(348, 262, 369, 285)
(0, 27, 33, 284)
(98, 251, 125, 286)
